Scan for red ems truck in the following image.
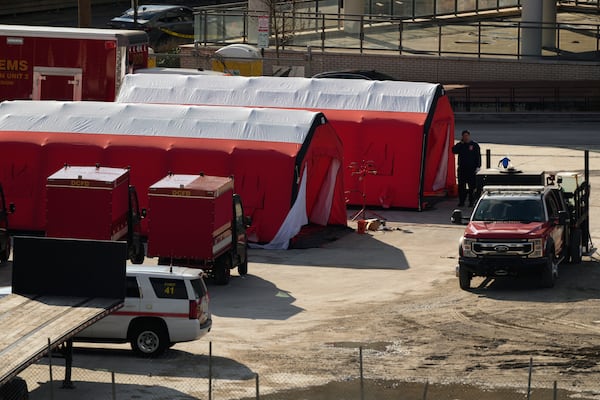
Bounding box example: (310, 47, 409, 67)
(147, 173, 249, 285)
(46, 165, 145, 264)
(0, 184, 14, 262)
(0, 24, 148, 102)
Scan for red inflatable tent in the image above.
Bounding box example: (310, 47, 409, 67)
(0, 100, 346, 248)
(117, 75, 456, 209)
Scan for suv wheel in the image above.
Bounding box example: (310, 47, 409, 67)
(130, 321, 169, 357)
(458, 265, 472, 290)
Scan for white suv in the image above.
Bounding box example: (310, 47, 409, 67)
(76, 265, 211, 357)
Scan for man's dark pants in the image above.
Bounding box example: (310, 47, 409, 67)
(457, 168, 476, 206)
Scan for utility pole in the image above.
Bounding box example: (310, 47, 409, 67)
(78, 0, 92, 27)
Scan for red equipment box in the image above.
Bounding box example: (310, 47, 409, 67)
(46, 165, 130, 240)
(147, 174, 234, 261)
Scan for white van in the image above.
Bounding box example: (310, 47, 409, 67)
(77, 265, 211, 357)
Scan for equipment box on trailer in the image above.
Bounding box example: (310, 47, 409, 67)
(147, 173, 248, 285)
(46, 165, 130, 240)
(46, 165, 145, 263)
(148, 174, 234, 260)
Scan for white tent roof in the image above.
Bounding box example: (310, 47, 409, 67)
(116, 75, 441, 113)
(0, 101, 323, 144)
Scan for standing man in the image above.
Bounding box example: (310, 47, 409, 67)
(452, 129, 481, 207)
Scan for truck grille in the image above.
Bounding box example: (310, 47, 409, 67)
(473, 240, 533, 256)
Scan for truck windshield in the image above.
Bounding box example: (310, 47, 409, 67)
(473, 198, 544, 222)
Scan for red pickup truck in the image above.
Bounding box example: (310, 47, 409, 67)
(452, 164, 590, 290)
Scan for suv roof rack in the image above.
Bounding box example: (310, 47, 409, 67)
(482, 185, 545, 194)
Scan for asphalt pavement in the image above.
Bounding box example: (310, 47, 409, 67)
(455, 114, 600, 152)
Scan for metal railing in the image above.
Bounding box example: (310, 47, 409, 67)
(194, 9, 600, 61)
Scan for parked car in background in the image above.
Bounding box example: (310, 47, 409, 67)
(107, 5, 194, 51)
(76, 265, 212, 357)
(312, 70, 398, 80)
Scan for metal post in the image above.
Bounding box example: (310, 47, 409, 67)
(438, 23, 442, 56)
(517, 21, 522, 59)
(553, 380, 557, 400)
(584, 149, 590, 253)
(398, 21, 403, 54)
(526, 357, 533, 400)
(321, 13, 325, 51)
(209, 342, 212, 400)
(47, 338, 54, 400)
(360, 16, 365, 54)
(486, 149, 491, 169)
(478, 21, 482, 58)
(556, 23, 561, 57)
(61, 339, 74, 389)
(255, 373, 260, 400)
(359, 346, 364, 400)
(422, 381, 429, 400)
(111, 371, 116, 400)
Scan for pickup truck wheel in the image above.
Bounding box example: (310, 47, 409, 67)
(569, 228, 583, 264)
(458, 265, 471, 290)
(540, 254, 557, 288)
(130, 322, 169, 357)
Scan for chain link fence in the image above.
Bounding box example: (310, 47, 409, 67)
(10, 341, 599, 399)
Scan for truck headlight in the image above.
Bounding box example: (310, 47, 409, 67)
(461, 238, 476, 258)
(530, 238, 543, 257)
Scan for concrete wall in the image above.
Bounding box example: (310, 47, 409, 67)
(182, 45, 600, 83)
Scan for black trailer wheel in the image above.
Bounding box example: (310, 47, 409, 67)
(569, 228, 583, 264)
(540, 253, 557, 288)
(214, 263, 231, 285)
(0, 247, 8, 263)
(130, 321, 169, 357)
(213, 252, 232, 285)
(0, 231, 10, 263)
(238, 256, 248, 276)
(458, 265, 472, 290)
(129, 240, 145, 265)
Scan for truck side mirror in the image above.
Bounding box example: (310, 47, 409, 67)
(451, 209, 463, 224)
(8, 203, 15, 214)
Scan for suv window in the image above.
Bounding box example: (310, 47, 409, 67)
(126, 276, 141, 298)
(150, 278, 188, 299)
(190, 278, 207, 300)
